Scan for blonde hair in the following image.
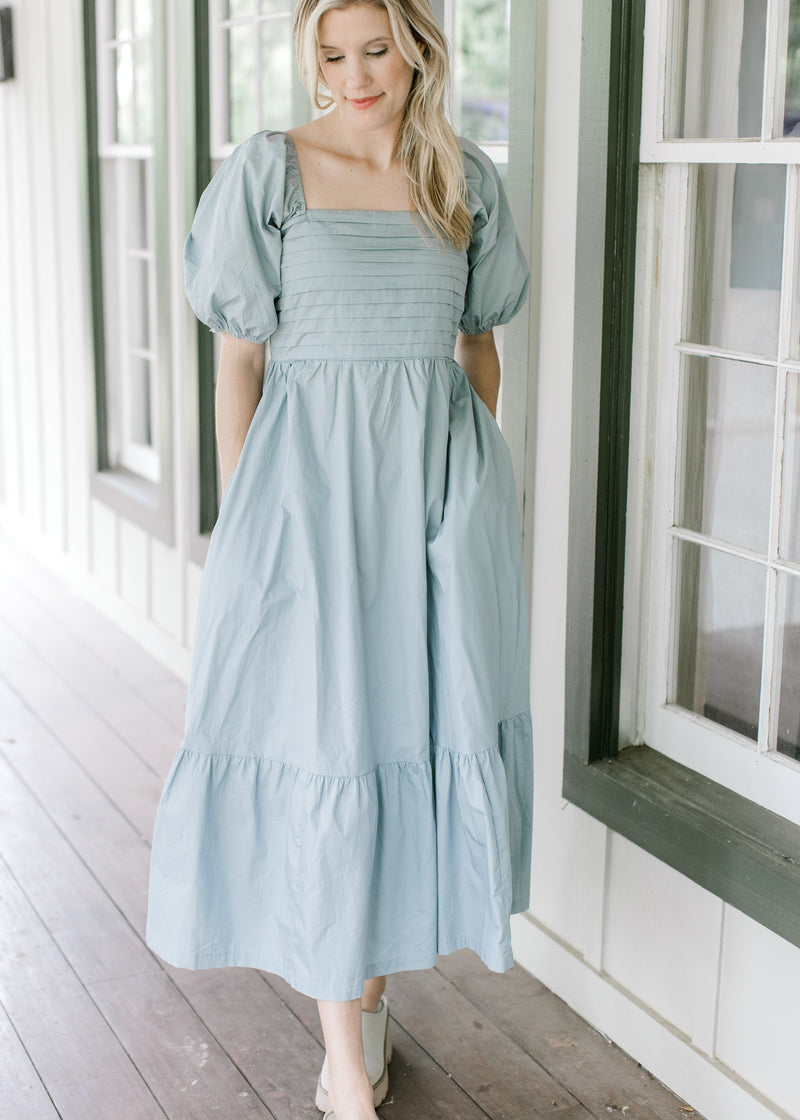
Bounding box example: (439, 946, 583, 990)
(293, 0, 473, 250)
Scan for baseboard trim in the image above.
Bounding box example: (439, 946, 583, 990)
(510, 910, 793, 1120)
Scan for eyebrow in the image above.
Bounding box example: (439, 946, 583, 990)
(319, 37, 391, 49)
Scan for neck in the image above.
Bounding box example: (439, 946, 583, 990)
(328, 106, 402, 170)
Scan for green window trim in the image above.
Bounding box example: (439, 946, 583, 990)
(193, 0, 218, 537)
(563, 0, 800, 949)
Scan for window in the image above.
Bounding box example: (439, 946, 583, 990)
(630, 0, 800, 824)
(84, 0, 173, 538)
(93, 0, 161, 483)
(563, 0, 800, 950)
(209, 0, 305, 155)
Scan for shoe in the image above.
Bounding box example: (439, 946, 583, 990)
(315, 995, 392, 1111)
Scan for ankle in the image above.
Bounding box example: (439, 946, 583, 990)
(328, 1070, 376, 1117)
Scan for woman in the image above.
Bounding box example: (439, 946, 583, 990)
(146, 2, 533, 1118)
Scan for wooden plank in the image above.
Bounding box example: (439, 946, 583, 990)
(163, 966, 322, 1120)
(0, 860, 163, 1120)
(436, 950, 694, 1120)
(0, 614, 166, 839)
(0, 751, 158, 986)
(380, 965, 590, 1120)
(88, 970, 273, 1119)
(0, 1004, 60, 1120)
(0, 571, 179, 781)
(0, 677, 152, 935)
(0, 532, 186, 733)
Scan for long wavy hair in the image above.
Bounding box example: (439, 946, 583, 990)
(292, 0, 473, 249)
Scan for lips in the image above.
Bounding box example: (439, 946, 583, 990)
(349, 94, 382, 109)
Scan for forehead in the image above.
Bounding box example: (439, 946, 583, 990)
(318, 4, 395, 47)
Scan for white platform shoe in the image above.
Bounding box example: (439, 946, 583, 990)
(316, 996, 392, 1112)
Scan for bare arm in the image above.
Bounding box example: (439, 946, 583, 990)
(215, 333, 266, 496)
(454, 329, 501, 418)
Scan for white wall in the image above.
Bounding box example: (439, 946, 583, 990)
(512, 3, 800, 1119)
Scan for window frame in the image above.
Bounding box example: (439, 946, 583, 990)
(562, 0, 800, 951)
(83, 0, 175, 543)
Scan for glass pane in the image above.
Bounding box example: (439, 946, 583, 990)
(669, 0, 767, 139)
(126, 355, 154, 447)
(780, 373, 800, 561)
(259, 16, 293, 131)
(776, 573, 800, 760)
(229, 24, 258, 143)
(784, 0, 800, 136)
(126, 258, 150, 352)
(228, 0, 257, 16)
(133, 41, 153, 145)
(685, 165, 784, 357)
(115, 41, 135, 144)
(120, 159, 148, 250)
(133, 0, 153, 38)
(115, 41, 153, 145)
(452, 0, 510, 149)
(673, 541, 765, 741)
(677, 356, 775, 553)
(115, 0, 133, 40)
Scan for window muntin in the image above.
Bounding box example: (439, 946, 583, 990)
(95, 0, 160, 483)
(630, 0, 800, 822)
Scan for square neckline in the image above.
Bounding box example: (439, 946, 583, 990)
(283, 131, 417, 217)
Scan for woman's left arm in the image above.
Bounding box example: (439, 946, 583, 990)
(455, 329, 501, 418)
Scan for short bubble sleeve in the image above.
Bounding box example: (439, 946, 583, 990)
(184, 131, 302, 345)
(459, 137, 531, 336)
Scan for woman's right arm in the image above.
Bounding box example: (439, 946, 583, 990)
(215, 333, 266, 497)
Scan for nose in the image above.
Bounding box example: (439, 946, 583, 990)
(343, 55, 371, 91)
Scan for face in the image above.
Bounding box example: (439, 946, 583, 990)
(317, 3, 416, 133)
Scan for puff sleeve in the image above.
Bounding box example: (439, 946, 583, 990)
(459, 137, 530, 336)
(184, 131, 292, 345)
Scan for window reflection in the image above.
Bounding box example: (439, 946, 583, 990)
(670, 0, 767, 139)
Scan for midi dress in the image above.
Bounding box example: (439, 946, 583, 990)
(145, 130, 534, 1002)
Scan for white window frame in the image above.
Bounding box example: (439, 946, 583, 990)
(624, 0, 800, 825)
(95, 0, 161, 484)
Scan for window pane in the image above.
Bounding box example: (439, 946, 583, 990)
(685, 165, 784, 357)
(228, 0, 257, 16)
(452, 0, 510, 150)
(669, 0, 767, 139)
(776, 573, 800, 760)
(784, 0, 800, 136)
(133, 0, 153, 38)
(673, 540, 765, 741)
(780, 372, 800, 562)
(115, 37, 153, 145)
(115, 0, 133, 39)
(229, 23, 258, 142)
(127, 259, 151, 352)
(126, 355, 155, 447)
(677, 356, 775, 553)
(260, 16, 293, 131)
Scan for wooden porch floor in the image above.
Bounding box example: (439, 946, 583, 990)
(0, 531, 700, 1120)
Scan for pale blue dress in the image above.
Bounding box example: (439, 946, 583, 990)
(146, 131, 533, 1001)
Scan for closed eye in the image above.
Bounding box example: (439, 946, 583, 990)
(367, 48, 388, 57)
(324, 54, 344, 63)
